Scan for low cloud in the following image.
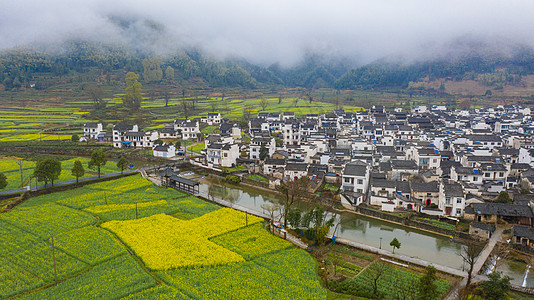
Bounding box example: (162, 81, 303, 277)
(2, 0, 533, 66)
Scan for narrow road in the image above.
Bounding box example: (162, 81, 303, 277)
(444, 226, 503, 300)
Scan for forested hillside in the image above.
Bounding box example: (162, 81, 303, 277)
(2, 40, 534, 93)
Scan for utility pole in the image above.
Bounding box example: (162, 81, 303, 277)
(51, 237, 57, 282)
(17, 159, 23, 188)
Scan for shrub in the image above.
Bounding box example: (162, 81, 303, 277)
(223, 175, 241, 184)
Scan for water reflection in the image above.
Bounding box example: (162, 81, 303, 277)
(199, 177, 465, 269)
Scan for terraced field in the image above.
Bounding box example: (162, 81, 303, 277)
(0, 174, 327, 299)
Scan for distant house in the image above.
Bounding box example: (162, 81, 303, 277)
(464, 202, 533, 225)
(174, 120, 200, 140)
(469, 222, 493, 239)
(153, 144, 176, 158)
(341, 161, 370, 194)
(512, 225, 534, 247)
(390, 160, 418, 181)
(263, 158, 286, 177)
(284, 163, 308, 180)
(206, 143, 239, 168)
(411, 181, 439, 207)
(439, 182, 465, 217)
(83, 123, 103, 140)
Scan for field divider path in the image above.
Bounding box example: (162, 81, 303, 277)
(335, 237, 467, 278)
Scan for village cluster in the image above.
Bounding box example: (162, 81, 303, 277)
(84, 104, 534, 246)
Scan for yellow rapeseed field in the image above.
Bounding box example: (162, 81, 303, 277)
(102, 208, 261, 270)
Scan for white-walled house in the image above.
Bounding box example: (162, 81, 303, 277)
(174, 120, 200, 140)
(406, 147, 441, 170)
(153, 144, 176, 158)
(439, 182, 465, 217)
(84, 123, 103, 140)
(249, 137, 275, 160)
(341, 161, 370, 194)
(201, 113, 221, 125)
(112, 124, 139, 148)
(206, 143, 240, 168)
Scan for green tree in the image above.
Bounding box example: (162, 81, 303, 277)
(496, 191, 511, 203)
(259, 144, 269, 161)
(142, 58, 163, 82)
(417, 265, 438, 300)
(88, 149, 107, 178)
(124, 72, 143, 109)
(0, 173, 7, 189)
(34, 158, 61, 186)
(71, 160, 85, 183)
(71, 134, 79, 142)
(477, 272, 512, 300)
(287, 209, 302, 229)
(390, 238, 401, 254)
(301, 206, 335, 245)
(165, 66, 175, 81)
(117, 157, 128, 174)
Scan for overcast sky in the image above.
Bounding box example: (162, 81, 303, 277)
(2, 0, 533, 66)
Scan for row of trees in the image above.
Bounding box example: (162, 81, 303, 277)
(0, 150, 129, 188)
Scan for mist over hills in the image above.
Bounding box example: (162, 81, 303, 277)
(2, 36, 534, 93)
(2, 3, 534, 92)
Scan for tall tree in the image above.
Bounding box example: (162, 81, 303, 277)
(71, 160, 85, 183)
(260, 98, 268, 111)
(85, 85, 106, 110)
(259, 144, 269, 161)
(117, 157, 128, 174)
(142, 58, 163, 82)
(34, 158, 61, 186)
(461, 242, 482, 286)
(88, 149, 107, 178)
(417, 265, 438, 300)
(0, 173, 7, 189)
(277, 177, 310, 229)
(124, 72, 143, 110)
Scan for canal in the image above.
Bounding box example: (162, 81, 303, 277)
(198, 176, 466, 270)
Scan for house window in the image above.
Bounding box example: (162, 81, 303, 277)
(445, 197, 451, 205)
(344, 178, 351, 183)
(427, 193, 432, 196)
(456, 208, 462, 215)
(499, 172, 504, 177)
(457, 198, 462, 204)
(357, 189, 363, 193)
(224, 153, 228, 157)
(358, 179, 363, 185)
(458, 175, 462, 180)
(473, 177, 478, 181)
(484, 173, 491, 177)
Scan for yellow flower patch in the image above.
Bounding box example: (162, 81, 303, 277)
(101, 209, 259, 270)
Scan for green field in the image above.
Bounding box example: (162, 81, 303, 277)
(0, 174, 327, 299)
(330, 262, 452, 299)
(0, 156, 123, 191)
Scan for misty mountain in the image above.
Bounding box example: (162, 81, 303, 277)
(2, 39, 534, 91)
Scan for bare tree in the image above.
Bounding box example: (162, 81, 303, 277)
(461, 242, 482, 286)
(260, 98, 268, 111)
(277, 177, 310, 229)
(261, 203, 281, 232)
(368, 263, 389, 298)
